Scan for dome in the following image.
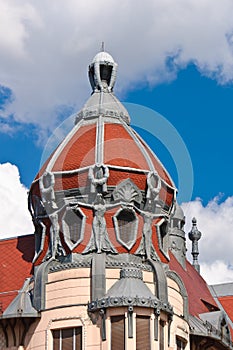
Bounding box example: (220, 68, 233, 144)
(91, 51, 115, 65)
(29, 51, 177, 265)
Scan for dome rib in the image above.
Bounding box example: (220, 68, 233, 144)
(29, 50, 177, 264)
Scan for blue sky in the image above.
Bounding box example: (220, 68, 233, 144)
(1, 63, 232, 203)
(1, 0, 233, 284)
(127, 64, 233, 204)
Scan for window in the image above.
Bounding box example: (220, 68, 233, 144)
(53, 327, 82, 350)
(136, 315, 150, 350)
(159, 320, 165, 350)
(157, 220, 169, 255)
(176, 337, 186, 350)
(114, 208, 138, 250)
(69, 213, 82, 244)
(117, 210, 136, 246)
(111, 315, 125, 350)
(100, 64, 112, 84)
(160, 221, 167, 249)
(62, 208, 86, 250)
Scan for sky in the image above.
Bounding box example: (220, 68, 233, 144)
(0, 0, 233, 284)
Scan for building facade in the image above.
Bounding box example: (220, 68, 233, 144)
(0, 51, 232, 350)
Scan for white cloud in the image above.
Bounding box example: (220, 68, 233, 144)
(181, 196, 233, 284)
(0, 0, 233, 132)
(0, 163, 34, 239)
(201, 261, 233, 285)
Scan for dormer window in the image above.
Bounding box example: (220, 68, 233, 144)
(113, 208, 138, 250)
(62, 208, 86, 250)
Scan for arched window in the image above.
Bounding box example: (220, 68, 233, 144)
(176, 336, 186, 350)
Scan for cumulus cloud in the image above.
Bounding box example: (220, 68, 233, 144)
(0, 163, 34, 238)
(182, 196, 233, 284)
(0, 0, 233, 133)
(201, 261, 233, 285)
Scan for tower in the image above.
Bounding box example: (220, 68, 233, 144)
(27, 49, 178, 349)
(0, 50, 232, 350)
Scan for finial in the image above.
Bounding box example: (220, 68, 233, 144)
(188, 217, 202, 273)
(192, 217, 197, 225)
(101, 41, 105, 52)
(88, 50, 118, 93)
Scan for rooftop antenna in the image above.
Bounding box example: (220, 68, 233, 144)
(101, 41, 105, 52)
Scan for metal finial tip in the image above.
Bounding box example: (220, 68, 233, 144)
(192, 217, 197, 225)
(101, 41, 105, 52)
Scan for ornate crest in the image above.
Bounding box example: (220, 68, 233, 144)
(112, 178, 142, 203)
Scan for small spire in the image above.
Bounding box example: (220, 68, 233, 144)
(188, 217, 202, 273)
(101, 41, 105, 52)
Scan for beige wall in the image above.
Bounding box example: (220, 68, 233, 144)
(167, 277, 189, 349)
(0, 268, 190, 349)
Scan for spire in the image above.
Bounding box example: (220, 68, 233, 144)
(169, 203, 186, 268)
(88, 49, 118, 93)
(188, 217, 202, 273)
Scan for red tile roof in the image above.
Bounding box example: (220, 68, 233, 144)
(217, 296, 233, 338)
(169, 252, 219, 317)
(0, 235, 34, 313)
(52, 124, 96, 171)
(218, 296, 233, 323)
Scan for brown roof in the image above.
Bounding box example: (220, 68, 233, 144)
(0, 235, 34, 313)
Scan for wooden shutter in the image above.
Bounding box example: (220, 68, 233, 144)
(52, 329, 60, 350)
(62, 328, 73, 350)
(176, 337, 185, 350)
(75, 327, 82, 350)
(53, 327, 82, 350)
(159, 320, 165, 350)
(136, 315, 150, 350)
(111, 315, 125, 350)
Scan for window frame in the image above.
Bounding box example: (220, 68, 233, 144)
(52, 326, 82, 350)
(176, 336, 186, 350)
